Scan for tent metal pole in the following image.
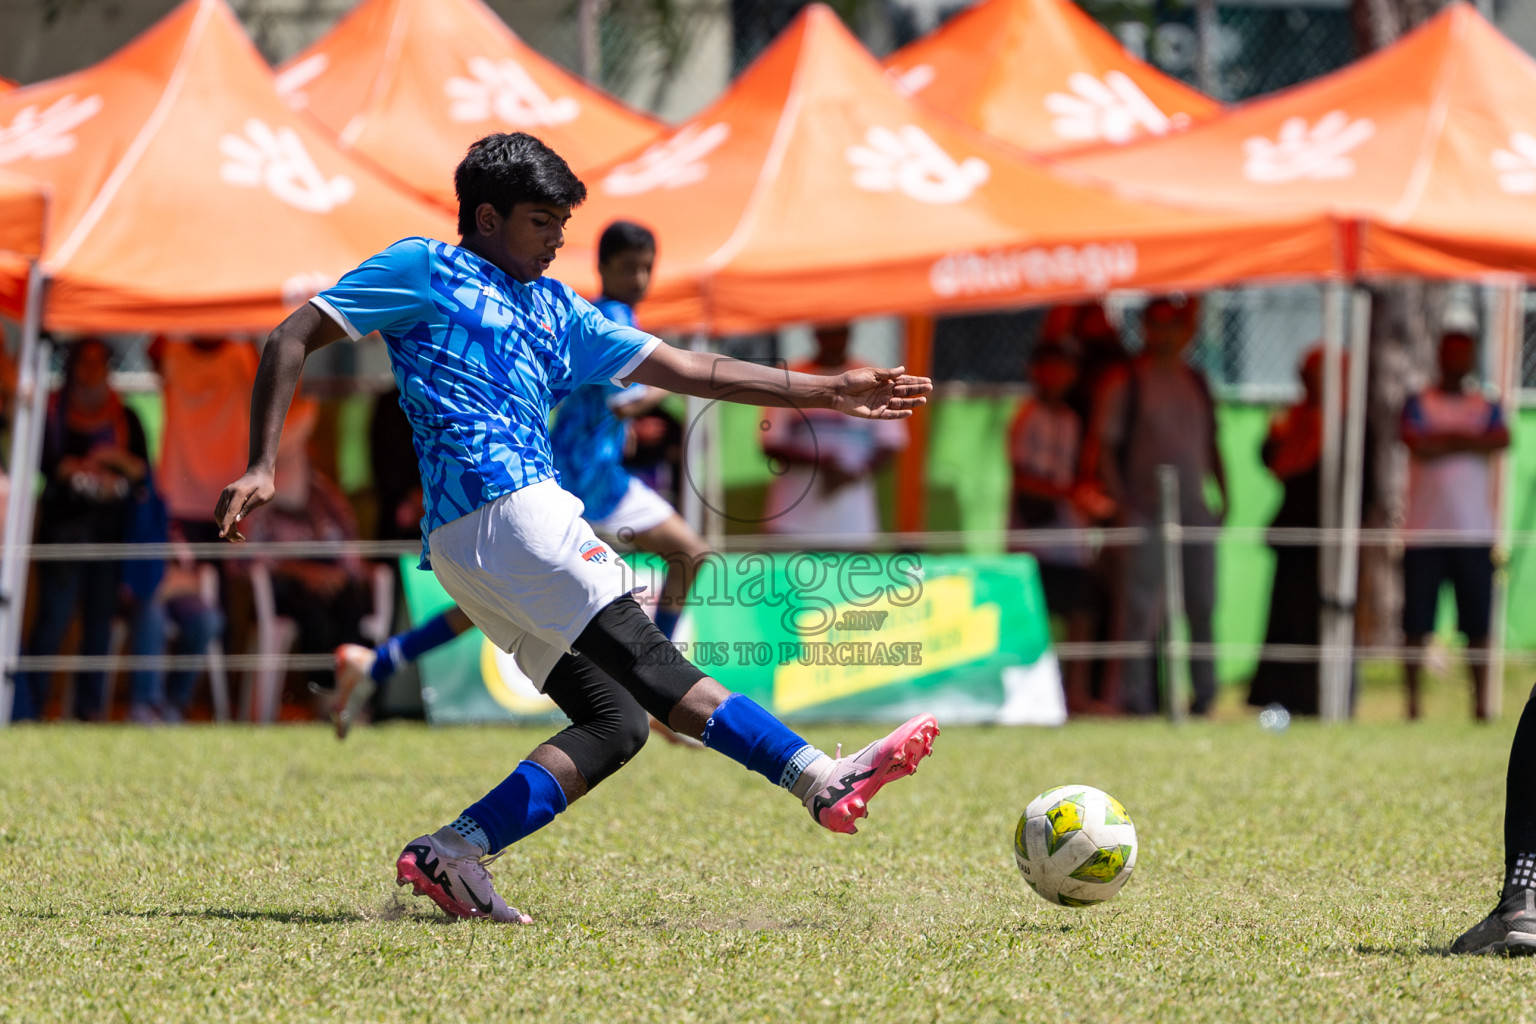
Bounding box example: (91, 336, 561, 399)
(0, 263, 45, 727)
(1194, 0, 1220, 96)
(1318, 281, 1346, 722)
(895, 315, 933, 533)
(703, 366, 725, 551)
(1485, 279, 1523, 720)
(681, 332, 708, 536)
(5, 323, 50, 681)
(1157, 465, 1189, 724)
(1325, 287, 1372, 723)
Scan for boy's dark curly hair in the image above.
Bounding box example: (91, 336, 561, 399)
(454, 133, 587, 236)
(597, 220, 657, 265)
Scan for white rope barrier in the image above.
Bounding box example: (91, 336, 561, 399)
(4, 525, 1528, 562)
(1052, 641, 1536, 666)
(8, 540, 420, 561)
(3, 527, 1531, 679)
(12, 653, 335, 672)
(14, 640, 1533, 677)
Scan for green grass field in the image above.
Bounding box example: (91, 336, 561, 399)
(3, 669, 1534, 1023)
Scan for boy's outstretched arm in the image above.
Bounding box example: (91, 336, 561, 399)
(626, 342, 931, 419)
(214, 303, 347, 540)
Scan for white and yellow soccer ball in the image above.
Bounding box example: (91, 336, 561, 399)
(1014, 785, 1137, 907)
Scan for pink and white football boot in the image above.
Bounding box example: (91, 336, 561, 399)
(794, 714, 939, 834)
(395, 834, 531, 924)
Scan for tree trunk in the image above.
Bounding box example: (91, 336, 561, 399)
(578, 0, 606, 84)
(1350, 0, 1446, 51)
(1357, 281, 1452, 647)
(1349, 0, 1453, 646)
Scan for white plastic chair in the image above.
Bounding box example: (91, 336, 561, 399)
(244, 563, 299, 724)
(198, 564, 232, 723)
(358, 564, 395, 647)
(244, 562, 394, 723)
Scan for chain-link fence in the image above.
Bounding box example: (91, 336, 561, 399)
(6, 1, 1524, 122)
(1522, 290, 1536, 391)
(1079, 1, 1358, 103)
(219, 1, 1374, 118)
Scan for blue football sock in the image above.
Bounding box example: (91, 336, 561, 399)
(371, 610, 461, 682)
(700, 694, 823, 790)
(653, 605, 681, 640)
(455, 760, 568, 855)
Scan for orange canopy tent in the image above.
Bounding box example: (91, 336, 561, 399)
(1064, 3, 1536, 279)
(882, 0, 1219, 155)
(558, 4, 1337, 334)
(0, 0, 453, 333)
(1059, 3, 1536, 719)
(275, 0, 665, 209)
(0, 171, 46, 260)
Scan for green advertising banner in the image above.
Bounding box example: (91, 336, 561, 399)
(401, 552, 1062, 725)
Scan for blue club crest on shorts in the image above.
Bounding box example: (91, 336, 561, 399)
(579, 539, 609, 564)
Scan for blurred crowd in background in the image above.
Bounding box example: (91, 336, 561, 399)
(0, 297, 1509, 725)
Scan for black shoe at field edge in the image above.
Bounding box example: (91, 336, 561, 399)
(1450, 888, 1536, 956)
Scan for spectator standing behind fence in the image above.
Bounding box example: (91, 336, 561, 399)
(14, 338, 147, 721)
(1399, 330, 1509, 722)
(1058, 302, 1131, 711)
(1084, 296, 1225, 716)
(1008, 340, 1116, 715)
(153, 336, 257, 546)
(1248, 346, 1373, 716)
(1064, 302, 1131, 431)
(761, 324, 907, 541)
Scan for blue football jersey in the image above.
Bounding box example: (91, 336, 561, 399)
(312, 238, 660, 564)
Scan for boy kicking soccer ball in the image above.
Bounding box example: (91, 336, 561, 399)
(326, 220, 708, 742)
(215, 132, 938, 923)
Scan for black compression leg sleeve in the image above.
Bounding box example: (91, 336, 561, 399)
(540, 653, 650, 789)
(572, 594, 706, 723)
(1505, 684, 1536, 876)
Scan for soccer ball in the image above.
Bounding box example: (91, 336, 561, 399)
(1013, 785, 1138, 907)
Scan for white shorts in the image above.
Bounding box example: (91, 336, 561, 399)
(591, 477, 675, 537)
(428, 479, 638, 689)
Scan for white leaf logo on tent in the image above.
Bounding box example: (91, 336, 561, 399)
(0, 94, 104, 164)
(887, 64, 936, 97)
(219, 119, 355, 213)
(1242, 112, 1375, 184)
(275, 54, 329, 112)
(1491, 132, 1536, 194)
(1045, 71, 1181, 145)
(445, 57, 580, 126)
(601, 123, 730, 196)
(846, 125, 990, 204)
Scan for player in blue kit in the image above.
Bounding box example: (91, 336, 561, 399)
(549, 219, 710, 641)
(326, 220, 707, 739)
(216, 133, 938, 923)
